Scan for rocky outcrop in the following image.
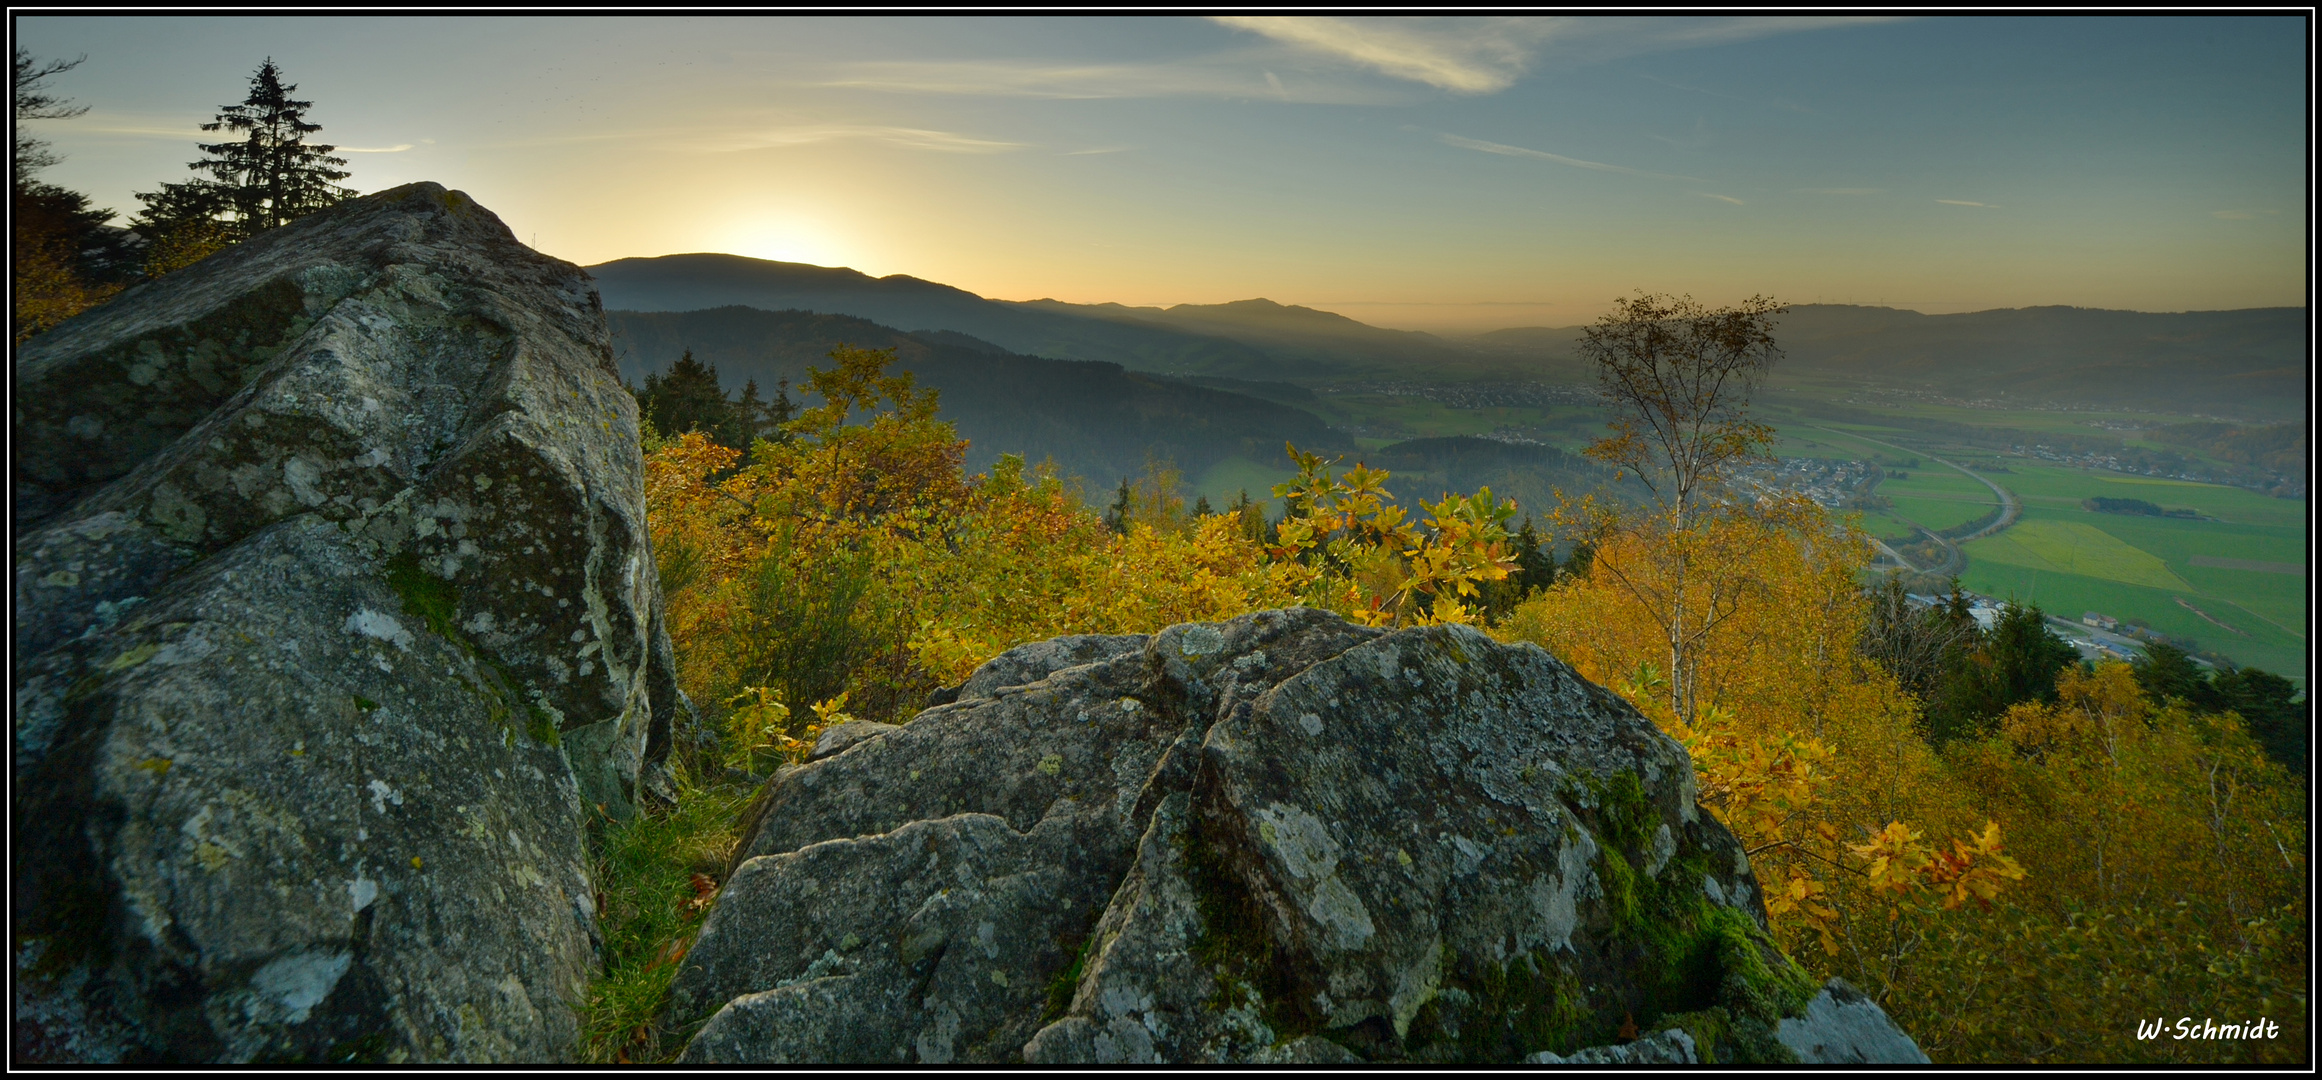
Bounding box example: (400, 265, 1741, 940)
(13, 183, 689, 1062)
(664, 608, 1929, 1064)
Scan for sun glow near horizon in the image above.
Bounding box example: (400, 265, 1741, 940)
(18, 16, 2303, 331)
(716, 213, 877, 276)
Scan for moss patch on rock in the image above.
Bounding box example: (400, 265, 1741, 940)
(384, 552, 461, 641)
(1394, 768, 1817, 1064)
(1408, 948, 1598, 1062)
(1182, 804, 1315, 1046)
(384, 550, 563, 749)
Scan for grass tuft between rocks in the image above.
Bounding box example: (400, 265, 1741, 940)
(577, 772, 754, 1064)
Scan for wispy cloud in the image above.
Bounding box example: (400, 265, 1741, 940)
(1936, 198, 1999, 208)
(813, 19, 1892, 106)
(1212, 16, 1548, 93)
(813, 58, 1402, 105)
(705, 124, 1026, 155)
(1215, 16, 1903, 94)
(76, 118, 411, 154)
(1441, 133, 1704, 183)
(1795, 187, 1882, 195)
(1697, 192, 1745, 205)
(77, 118, 206, 140)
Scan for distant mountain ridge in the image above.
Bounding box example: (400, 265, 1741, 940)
(1015, 296, 1461, 367)
(1475, 304, 2306, 420)
(588, 254, 2305, 420)
(589, 254, 1305, 377)
(587, 254, 1490, 379)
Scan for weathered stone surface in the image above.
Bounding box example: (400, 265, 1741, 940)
(949, 633, 1147, 702)
(1527, 1027, 1699, 1064)
(667, 609, 1932, 1064)
(13, 183, 689, 1062)
(807, 720, 900, 762)
(1777, 978, 1932, 1064)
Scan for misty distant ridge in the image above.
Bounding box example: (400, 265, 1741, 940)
(587, 253, 2305, 419)
(1475, 302, 2306, 340)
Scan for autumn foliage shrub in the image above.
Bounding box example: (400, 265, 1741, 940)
(641, 346, 2305, 1063)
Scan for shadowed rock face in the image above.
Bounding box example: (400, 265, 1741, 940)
(13, 183, 690, 1063)
(665, 608, 1930, 1064)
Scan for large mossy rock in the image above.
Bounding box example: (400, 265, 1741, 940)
(665, 608, 1928, 1063)
(13, 183, 690, 1062)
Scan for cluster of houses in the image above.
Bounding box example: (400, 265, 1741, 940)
(1901, 592, 2141, 663)
(1743, 457, 1875, 509)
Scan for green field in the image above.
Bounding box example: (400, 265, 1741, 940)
(2001, 467, 2306, 530)
(1959, 464, 2306, 685)
(1193, 455, 1294, 511)
(1774, 425, 1914, 462)
(1972, 520, 2195, 591)
(1888, 492, 1995, 533)
(1850, 512, 1919, 540)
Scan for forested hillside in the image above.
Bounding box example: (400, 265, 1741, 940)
(606, 305, 1353, 490)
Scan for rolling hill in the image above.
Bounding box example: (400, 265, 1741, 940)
(603, 305, 1353, 491)
(588, 254, 1496, 380)
(590, 254, 1298, 377)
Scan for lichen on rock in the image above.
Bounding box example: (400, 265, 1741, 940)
(666, 609, 1931, 1064)
(13, 183, 691, 1063)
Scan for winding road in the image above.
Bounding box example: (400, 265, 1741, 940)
(1810, 426, 2021, 576)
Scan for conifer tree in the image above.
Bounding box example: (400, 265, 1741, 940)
(14, 48, 87, 189)
(13, 48, 131, 339)
(637, 350, 739, 446)
(1104, 480, 1133, 534)
(1510, 516, 1557, 594)
(191, 58, 353, 238)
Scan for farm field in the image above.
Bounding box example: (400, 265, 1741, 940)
(1886, 489, 1997, 533)
(1973, 520, 2194, 591)
(1961, 561, 2305, 688)
(1192, 455, 1294, 511)
(2003, 468, 2305, 530)
(1850, 512, 1919, 541)
(1772, 424, 1915, 462)
(1960, 464, 2306, 685)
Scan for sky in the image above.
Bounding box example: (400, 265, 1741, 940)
(14, 15, 2309, 331)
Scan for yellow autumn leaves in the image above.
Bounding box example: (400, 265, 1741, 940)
(642, 346, 2301, 1062)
